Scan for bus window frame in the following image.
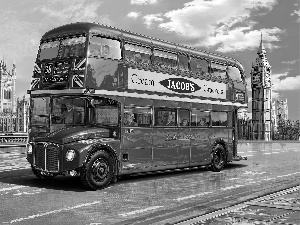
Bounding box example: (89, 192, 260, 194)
(177, 53, 190, 74)
(154, 107, 177, 127)
(123, 105, 152, 127)
(177, 108, 190, 127)
(211, 110, 229, 127)
(124, 42, 152, 67)
(153, 48, 178, 73)
(88, 34, 122, 60)
(191, 109, 211, 127)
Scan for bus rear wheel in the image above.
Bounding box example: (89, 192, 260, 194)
(211, 144, 226, 172)
(81, 150, 114, 190)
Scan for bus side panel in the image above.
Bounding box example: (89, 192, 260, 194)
(120, 128, 153, 174)
(152, 128, 178, 170)
(177, 128, 191, 168)
(190, 128, 211, 166)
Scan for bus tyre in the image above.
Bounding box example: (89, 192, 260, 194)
(81, 150, 114, 190)
(211, 144, 226, 172)
(31, 165, 56, 179)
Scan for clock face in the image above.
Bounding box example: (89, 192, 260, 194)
(252, 74, 260, 84)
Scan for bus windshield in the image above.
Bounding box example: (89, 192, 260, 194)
(30, 97, 50, 134)
(30, 96, 119, 136)
(39, 36, 86, 60)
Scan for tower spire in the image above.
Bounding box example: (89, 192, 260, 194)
(258, 31, 266, 55)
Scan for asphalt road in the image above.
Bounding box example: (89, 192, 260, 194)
(0, 142, 299, 225)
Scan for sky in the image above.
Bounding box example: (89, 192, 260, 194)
(0, 0, 299, 120)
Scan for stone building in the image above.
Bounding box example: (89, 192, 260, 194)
(0, 60, 29, 132)
(250, 35, 272, 140)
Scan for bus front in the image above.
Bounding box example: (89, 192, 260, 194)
(26, 24, 121, 188)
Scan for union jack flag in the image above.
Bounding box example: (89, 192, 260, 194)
(31, 78, 40, 89)
(72, 74, 84, 88)
(34, 63, 42, 75)
(73, 58, 86, 74)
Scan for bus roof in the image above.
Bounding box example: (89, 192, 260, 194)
(42, 22, 244, 72)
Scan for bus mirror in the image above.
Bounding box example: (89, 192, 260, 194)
(88, 99, 95, 108)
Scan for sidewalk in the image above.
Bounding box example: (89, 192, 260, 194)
(0, 148, 30, 172)
(0, 143, 26, 154)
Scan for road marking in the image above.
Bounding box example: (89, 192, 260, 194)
(221, 184, 244, 191)
(119, 206, 163, 217)
(263, 153, 271, 155)
(0, 185, 25, 192)
(176, 191, 213, 201)
(8, 201, 101, 223)
(242, 154, 253, 157)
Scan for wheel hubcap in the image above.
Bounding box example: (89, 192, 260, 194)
(92, 158, 109, 182)
(214, 151, 224, 167)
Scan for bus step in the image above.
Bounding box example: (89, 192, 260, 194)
(233, 155, 247, 161)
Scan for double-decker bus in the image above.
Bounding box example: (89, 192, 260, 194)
(26, 22, 247, 190)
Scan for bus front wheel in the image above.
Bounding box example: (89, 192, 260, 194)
(211, 144, 226, 172)
(81, 150, 114, 190)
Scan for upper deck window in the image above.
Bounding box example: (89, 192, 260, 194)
(210, 62, 227, 80)
(60, 36, 86, 58)
(124, 44, 151, 66)
(153, 50, 177, 71)
(39, 41, 60, 60)
(190, 57, 209, 77)
(88, 36, 121, 60)
(227, 66, 242, 82)
(178, 54, 189, 73)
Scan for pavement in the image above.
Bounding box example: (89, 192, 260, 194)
(0, 147, 30, 172)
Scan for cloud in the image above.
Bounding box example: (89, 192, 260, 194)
(282, 59, 300, 64)
(152, 0, 282, 52)
(131, 0, 158, 5)
(127, 11, 142, 19)
(272, 91, 280, 99)
(35, 0, 113, 26)
(0, 10, 41, 61)
(204, 27, 283, 52)
(291, 7, 300, 22)
(143, 14, 164, 28)
(272, 72, 300, 91)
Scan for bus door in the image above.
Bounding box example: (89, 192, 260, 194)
(121, 106, 152, 173)
(152, 109, 178, 170)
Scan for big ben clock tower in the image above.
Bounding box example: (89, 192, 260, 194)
(251, 34, 272, 140)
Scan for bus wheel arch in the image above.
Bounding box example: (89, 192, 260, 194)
(210, 143, 226, 172)
(81, 149, 114, 190)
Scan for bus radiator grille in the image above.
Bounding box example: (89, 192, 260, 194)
(35, 143, 59, 172)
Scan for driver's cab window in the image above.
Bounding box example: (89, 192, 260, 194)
(52, 98, 84, 124)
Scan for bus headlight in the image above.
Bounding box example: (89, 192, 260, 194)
(27, 144, 33, 154)
(66, 150, 76, 161)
